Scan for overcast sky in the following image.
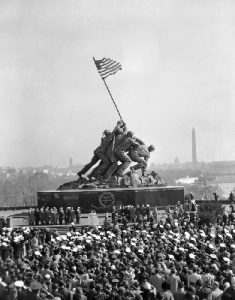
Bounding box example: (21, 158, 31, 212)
(0, 0, 235, 167)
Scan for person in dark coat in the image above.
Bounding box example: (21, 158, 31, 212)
(34, 209, 40, 225)
(58, 280, 71, 300)
(58, 207, 65, 225)
(51, 283, 65, 300)
(22, 281, 43, 300)
(221, 276, 235, 300)
(73, 287, 87, 300)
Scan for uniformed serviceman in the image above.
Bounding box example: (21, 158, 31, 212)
(39, 208, 45, 225)
(111, 119, 127, 139)
(87, 129, 114, 179)
(28, 208, 35, 226)
(129, 144, 155, 177)
(89, 120, 128, 180)
(77, 129, 113, 179)
(44, 207, 50, 225)
(58, 207, 65, 225)
(104, 131, 139, 181)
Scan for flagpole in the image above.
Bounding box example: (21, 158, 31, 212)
(102, 78, 123, 121)
(93, 57, 123, 121)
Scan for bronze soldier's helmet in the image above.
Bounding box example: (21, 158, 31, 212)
(148, 145, 155, 152)
(117, 119, 124, 126)
(103, 129, 112, 136)
(126, 131, 134, 138)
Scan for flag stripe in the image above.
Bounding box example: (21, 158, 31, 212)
(100, 60, 118, 68)
(99, 63, 121, 75)
(94, 57, 122, 79)
(99, 61, 118, 70)
(100, 58, 112, 65)
(98, 64, 122, 77)
(97, 60, 120, 71)
(99, 68, 121, 78)
(99, 58, 113, 65)
(101, 69, 121, 79)
(95, 59, 121, 71)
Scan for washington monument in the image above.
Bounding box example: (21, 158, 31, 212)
(192, 127, 197, 167)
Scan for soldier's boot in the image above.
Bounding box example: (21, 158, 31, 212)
(116, 175, 123, 185)
(76, 176, 87, 186)
(77, 171, 84, 178)
(102, 176, 111, 183)
(116, 161, 131, 177)
(90, 175, 102, 184)
(87, 173, 94, 182)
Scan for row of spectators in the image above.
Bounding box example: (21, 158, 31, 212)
(28, 207, 81, 226)
(110, 200, 197, 226)
(1, 207, 235, 299)
(27, 196, 234, 230)
(110, 197, 235, 228)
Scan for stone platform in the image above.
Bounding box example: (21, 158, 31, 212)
(37, 186, 184, 213)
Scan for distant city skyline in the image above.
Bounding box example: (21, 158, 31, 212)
(3, 156, 235, 169)
(1, 0, 235, 167)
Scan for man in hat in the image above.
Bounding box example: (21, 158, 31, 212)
(58, 280, 71, 300)
(162, 281, 174, 300)
(221, 276, 235, 300)
(22, 281, 42, 300)
(152, 268, 164, 294)
(51, 283, 65, 300)
(173, 281, 185, 300)
(211, 281, 223, 300)
(229, 191, 234, 202)
(169, 268, 181, 294)
(202, 266, 214, 287)
(39, 208, 45, 225)
(213, 191, 219, 203)
(188, 267, 202, 287)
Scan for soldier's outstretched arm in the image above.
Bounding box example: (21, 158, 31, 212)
(135, 137, 145, 145)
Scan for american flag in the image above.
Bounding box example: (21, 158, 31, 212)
(94, 57, 122, 79)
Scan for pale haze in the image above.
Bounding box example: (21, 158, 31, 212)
(0, 0, 235, 167)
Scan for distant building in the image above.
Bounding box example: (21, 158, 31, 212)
(175, 176, 198, 184)
(174, 156, 180, 164)
(192, 127, 197, 167)
(207, 161, 235, 174)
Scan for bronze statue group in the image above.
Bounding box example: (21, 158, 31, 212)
(77, 120, 155, 185)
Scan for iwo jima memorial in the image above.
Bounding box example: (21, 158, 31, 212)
(38, 58, 184, 213)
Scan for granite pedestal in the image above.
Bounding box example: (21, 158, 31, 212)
(37, 186, 184, 213)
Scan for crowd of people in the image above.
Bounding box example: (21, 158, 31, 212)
(28, 207, 81, 226)
(1, 199, 235, 300)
